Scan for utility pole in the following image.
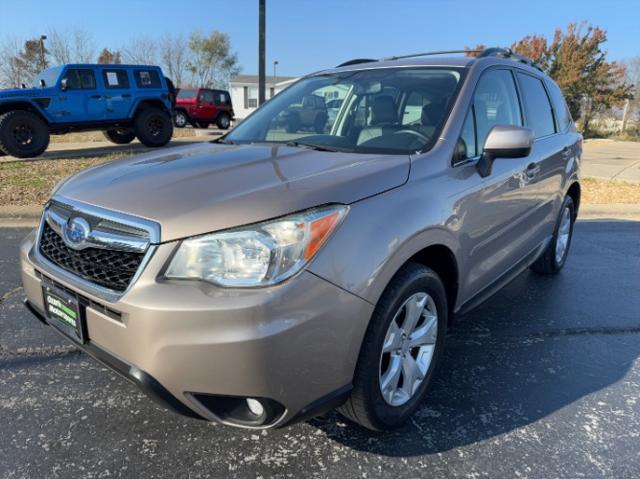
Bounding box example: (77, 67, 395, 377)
(39, 35, 47, 70)
(273, 60, 278, 82)
(621, 99, 630, 133)
(258, 0, 266, 105)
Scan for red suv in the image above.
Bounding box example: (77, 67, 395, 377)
(174, 88, 234, 129)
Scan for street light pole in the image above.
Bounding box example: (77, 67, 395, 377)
(258, 0, 266, 105)
(39, 35, 47, 70)
(273, 60, 278, 82)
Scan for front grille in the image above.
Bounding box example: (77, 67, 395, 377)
(39, 222, 145, 292)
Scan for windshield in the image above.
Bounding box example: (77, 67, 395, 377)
(225, 67, 463, 154)
(177, 89, 197, 100)
(33, 66, 63, 88)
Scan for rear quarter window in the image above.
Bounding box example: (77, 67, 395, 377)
(134, 69, 161, 88)
(517, 72, 556, 138)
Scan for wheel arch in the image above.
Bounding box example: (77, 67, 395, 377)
(132, 99, 171, 117)
(566, 181, 581, 216)
(0, 102, 50, 124)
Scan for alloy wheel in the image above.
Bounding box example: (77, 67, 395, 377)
(555, 206, 572, 264)
(379, 292, 438, 406)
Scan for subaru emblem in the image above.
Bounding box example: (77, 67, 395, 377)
(63, 217, 91, 250)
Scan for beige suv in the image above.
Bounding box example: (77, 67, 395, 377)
(21, 48, 581, 430)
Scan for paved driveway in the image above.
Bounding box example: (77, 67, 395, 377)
(1, 220, 639, 478)
(582, 140, 640, 182)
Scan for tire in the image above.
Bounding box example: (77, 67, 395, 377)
(531, 195, 575, 274)
(134, 107, 173, 147)
(173, 110, 188, 128)
(0, 110, 50, 158)
(339, 263, 448, 431)
(195, 121, 210, 129)
(216, 113, 231, 130)
(102, 128, 136, 144)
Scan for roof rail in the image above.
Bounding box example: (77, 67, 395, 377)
(479, 47, 543, 71)
(381, 49, 481, 61)
(335, 58, 377, 67)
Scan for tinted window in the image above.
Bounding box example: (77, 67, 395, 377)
(64, 69, 96, 90)
(199, 90, 214, 103)
(473, 69, 522, 149)
(134, 69, 161, 88)
(102, 69, 130, 89)
(517, 73, 555, 138)
(213, 91, 230, 106)
(547, 80, 572, 131)
(177, 89, 197, 100)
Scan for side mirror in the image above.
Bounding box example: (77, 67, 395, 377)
(60, 78, 68, 91)
(477, 125, 533, 177)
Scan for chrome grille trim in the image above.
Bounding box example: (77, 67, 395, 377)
(31, 195, 161, 303)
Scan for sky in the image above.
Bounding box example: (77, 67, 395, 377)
(1, 0, 638, 76)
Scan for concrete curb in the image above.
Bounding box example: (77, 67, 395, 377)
(1, 203, 638, 228)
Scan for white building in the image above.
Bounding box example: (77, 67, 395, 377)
(229, 74, 297, 119)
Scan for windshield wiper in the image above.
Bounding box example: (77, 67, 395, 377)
(285, 141, 340, 152)
(214, 137, 237, 145)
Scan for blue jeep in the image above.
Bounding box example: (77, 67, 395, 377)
(0, 64, 175, 158)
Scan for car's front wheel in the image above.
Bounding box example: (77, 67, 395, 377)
(103, 128, 136, 144)
(0, 110, 50, 158)
(339, 263, 447, 431)
(531, 195, 575, 274)
(134, 108, 173, 147)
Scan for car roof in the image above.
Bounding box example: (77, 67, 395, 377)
(57, 64, 162, 69)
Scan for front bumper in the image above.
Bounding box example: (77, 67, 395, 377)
(20, 231, 373, 428)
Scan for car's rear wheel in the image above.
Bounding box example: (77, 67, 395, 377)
(134, 108, 173, 147)
(173, 110, 189, 128)
(216, 113, 231, 130)
(103, 128, 136, 144)
(0, 110, 50, 158)
(531, 195, 575, 274)
(195, 121, 210, 129)
(339, 263, 447, 431)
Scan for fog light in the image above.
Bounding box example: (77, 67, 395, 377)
(246, 398, 264, 416)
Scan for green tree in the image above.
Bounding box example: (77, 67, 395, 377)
(187, 31, 239, 88)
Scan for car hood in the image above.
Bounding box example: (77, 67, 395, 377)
(57, 142, 409, 242)
(0, 87, 55, 99)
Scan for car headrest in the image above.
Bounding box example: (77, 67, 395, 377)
(421, 101, 446, 127)
(371, 95, 397, 125)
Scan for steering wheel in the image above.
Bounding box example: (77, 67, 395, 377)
(392, 129, 430, 142)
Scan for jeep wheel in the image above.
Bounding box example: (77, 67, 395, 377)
(134, 108, 173, 147)
(216, 113, 231, 130)
(103, 128, 136, 144)
(173, 110, 188, 128)
(339, 263, 447, 431)
(0, 110, 50, 158)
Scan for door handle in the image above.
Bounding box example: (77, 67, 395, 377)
(525, 162, 540, 180)
(122, 94, 131, 98)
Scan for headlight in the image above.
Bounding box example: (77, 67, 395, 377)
(165, 205, 348, 287)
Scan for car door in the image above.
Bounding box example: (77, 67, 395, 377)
(197, 90, 216, 120)
(453, 68, 541, 301)
(102, 68, 134, 120)
(56, 68, 104, 122)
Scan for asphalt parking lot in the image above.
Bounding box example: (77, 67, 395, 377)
(1, 219, 639, 478)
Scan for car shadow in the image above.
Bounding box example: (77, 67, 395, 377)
(307, 219, 640, 456)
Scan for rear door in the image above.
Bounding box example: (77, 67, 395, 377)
(454, 68, 541, 300)
(513, 71, 568, 244)
(55, 68, 103, 122)
(101, 68, 134, 120)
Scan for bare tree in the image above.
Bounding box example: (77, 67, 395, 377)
(160, 34, 189, 86)
(0, 37, 25, 87)
(47, 28, 96, 64)
(122, 36, 157, 65)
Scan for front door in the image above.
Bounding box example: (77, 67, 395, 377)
(454, 68, 540, 301)
(54, 68, 104, 123)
